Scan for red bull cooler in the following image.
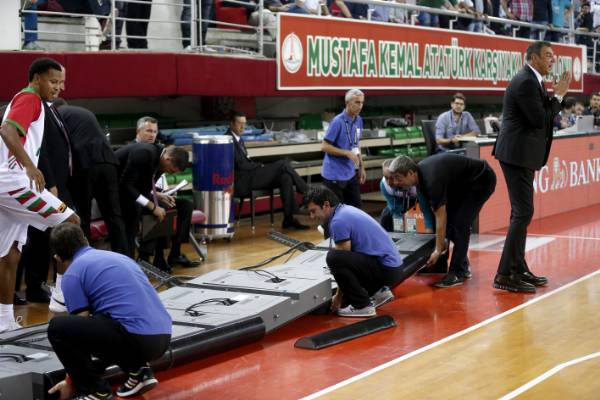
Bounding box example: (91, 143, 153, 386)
(193, 135, 235, 239)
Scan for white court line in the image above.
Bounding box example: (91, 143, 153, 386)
(489, 231, 600, 241)
(301, 268, 600, 400)
(498, 351, 600, 400)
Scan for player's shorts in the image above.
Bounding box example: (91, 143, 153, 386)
(0, 186, 74, 258)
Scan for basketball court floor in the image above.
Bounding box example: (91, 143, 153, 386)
(17, 202, 600, 399)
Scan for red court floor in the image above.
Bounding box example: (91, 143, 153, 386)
(143, 204, 600, 400)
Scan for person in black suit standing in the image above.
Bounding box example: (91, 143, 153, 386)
(53, 99, 128, 255)
(226, 111, 308, 230)
(492, 41, 571, 293)
(115, 143, 189, 261)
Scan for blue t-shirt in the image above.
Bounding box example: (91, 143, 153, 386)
(329, 204, 402, 268)
(322, 111, 363, 181)
(551, 0, 571, 27)
(380, 178, 435, 230)
(62, 246, 172, 336)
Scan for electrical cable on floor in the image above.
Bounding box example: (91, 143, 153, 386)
(185, 298, 238, 316)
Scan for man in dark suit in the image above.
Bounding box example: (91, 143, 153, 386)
(492, 41, 571, 293)
(53, 99, 128, 255)
(115, 143, 189, 264)
(133, 116, 200, 269)
(226, 111, 308, 230)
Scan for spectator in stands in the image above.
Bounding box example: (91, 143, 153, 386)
(286, 0, 330, 14)
(584, 91, 600, 126)
(54, 0, 112, 29)
(134, 116, 200, 269)
(321, 89, 366, 209)
(115, 143, 189, 262)
(100, 1, 126, 50)
(549, 0, 572, 42)
(379, 159, 434, 233)
(181, 0, 213, 48)
(388, 154, 496, 288)
(457, 0, 485, 32)
(576, 2, 593, 47)
(125, 0, 152, 48)
(553, 96, 577, 129)
(226, 112, 309, 230)
(52, 99, 128, 255)
(418, 0, 457, 27)
(305, 185, 419, 317)
(331, 0, 369, 18)
(502, 0, 533, 38)
(530, 0, 553, 40)
(574, 100, 586, 116)
(248, 0, 294, 40)
(435, 93, 480, 151)
(47, 224, 171, 400)
(22, 0, 46, 50)
(377, 0, 417, 24)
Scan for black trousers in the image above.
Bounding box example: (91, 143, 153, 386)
(243, 159, 307, 220)
(15, 227, 51, 298)
(126, 0, 152, 48)
(48, 314, 170, 394)
(497, 161, 535, 275)
(323, 174, 361, 209)
(120, 198, 142, 259)
(139, 197, 193, 261)
(71, 164, 128, 255)
(445, 166, 497, 276)
(326, 249, 419, 308)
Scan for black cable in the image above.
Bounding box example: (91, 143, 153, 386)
(239, 241, 315, 270)
(184, 298, 238, 317)
(0, 327, 47, 345)
(0, 353, 27, 363)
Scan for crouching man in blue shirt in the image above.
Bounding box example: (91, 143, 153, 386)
(305, 185, 420, 318)
(47, 224, 172, 400)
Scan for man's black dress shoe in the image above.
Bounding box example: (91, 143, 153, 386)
(493, 274, 536, 293)
(282, 218, 309, 230)
(26, 290, 50, 303)
(13, 294, 27, 306)
(515, 271, 548, 286)
(154, 258, 172, 274)
(168, 254, 201, 268)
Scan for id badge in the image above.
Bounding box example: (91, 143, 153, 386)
(352, 146, 360, 156)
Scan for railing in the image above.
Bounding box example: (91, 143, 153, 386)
(19, 0, 600, 72)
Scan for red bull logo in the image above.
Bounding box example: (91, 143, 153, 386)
(212, 172, 233, 186)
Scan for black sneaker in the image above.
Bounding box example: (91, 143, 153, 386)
(433, 272, 467, 288)
(72, 392, 114, 400)
(116, 366, 158, 397)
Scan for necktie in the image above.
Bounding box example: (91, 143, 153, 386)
(50, 105, 73, 175)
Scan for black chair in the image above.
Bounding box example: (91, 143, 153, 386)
(420, 120, 466, 156)
(235, 189, 276, 231)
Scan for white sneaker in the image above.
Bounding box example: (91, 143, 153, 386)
(49, 286, 67, 313)
(371, 286, 394, 308)
(23, 41, 45, 51)
(337, 303, 376, 318)
(0, 316, 23, 333)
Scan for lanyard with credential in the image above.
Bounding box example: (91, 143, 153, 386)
(344, 119, 359, 148)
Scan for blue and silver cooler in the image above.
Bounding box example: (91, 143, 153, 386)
(192, 135, 235, 239)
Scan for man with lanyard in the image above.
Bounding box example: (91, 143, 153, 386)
(320, 88, 366, 209)
(305, 185, 423, 318)
(388, 154, 496, 288)
(434, 93, 480, 152)
(379, 159, 434, 233)
(0, 58, 80, 332)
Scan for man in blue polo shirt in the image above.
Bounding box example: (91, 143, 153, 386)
(46, 224, 171, 400)
(305, 185, 422, 317)
(435, 93, 480, 151)
(321, 88, 366, 209)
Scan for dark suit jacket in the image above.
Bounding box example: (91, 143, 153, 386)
(39, 101, 73, 206)
(493, 65, 562, 171)
(115, 142, 163, 202)
(225, 129, 261, 196)
(58, 105, 118, 171)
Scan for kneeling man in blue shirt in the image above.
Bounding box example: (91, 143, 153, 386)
(305, 185, 420, 318)
(47, 224, 172, 400)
